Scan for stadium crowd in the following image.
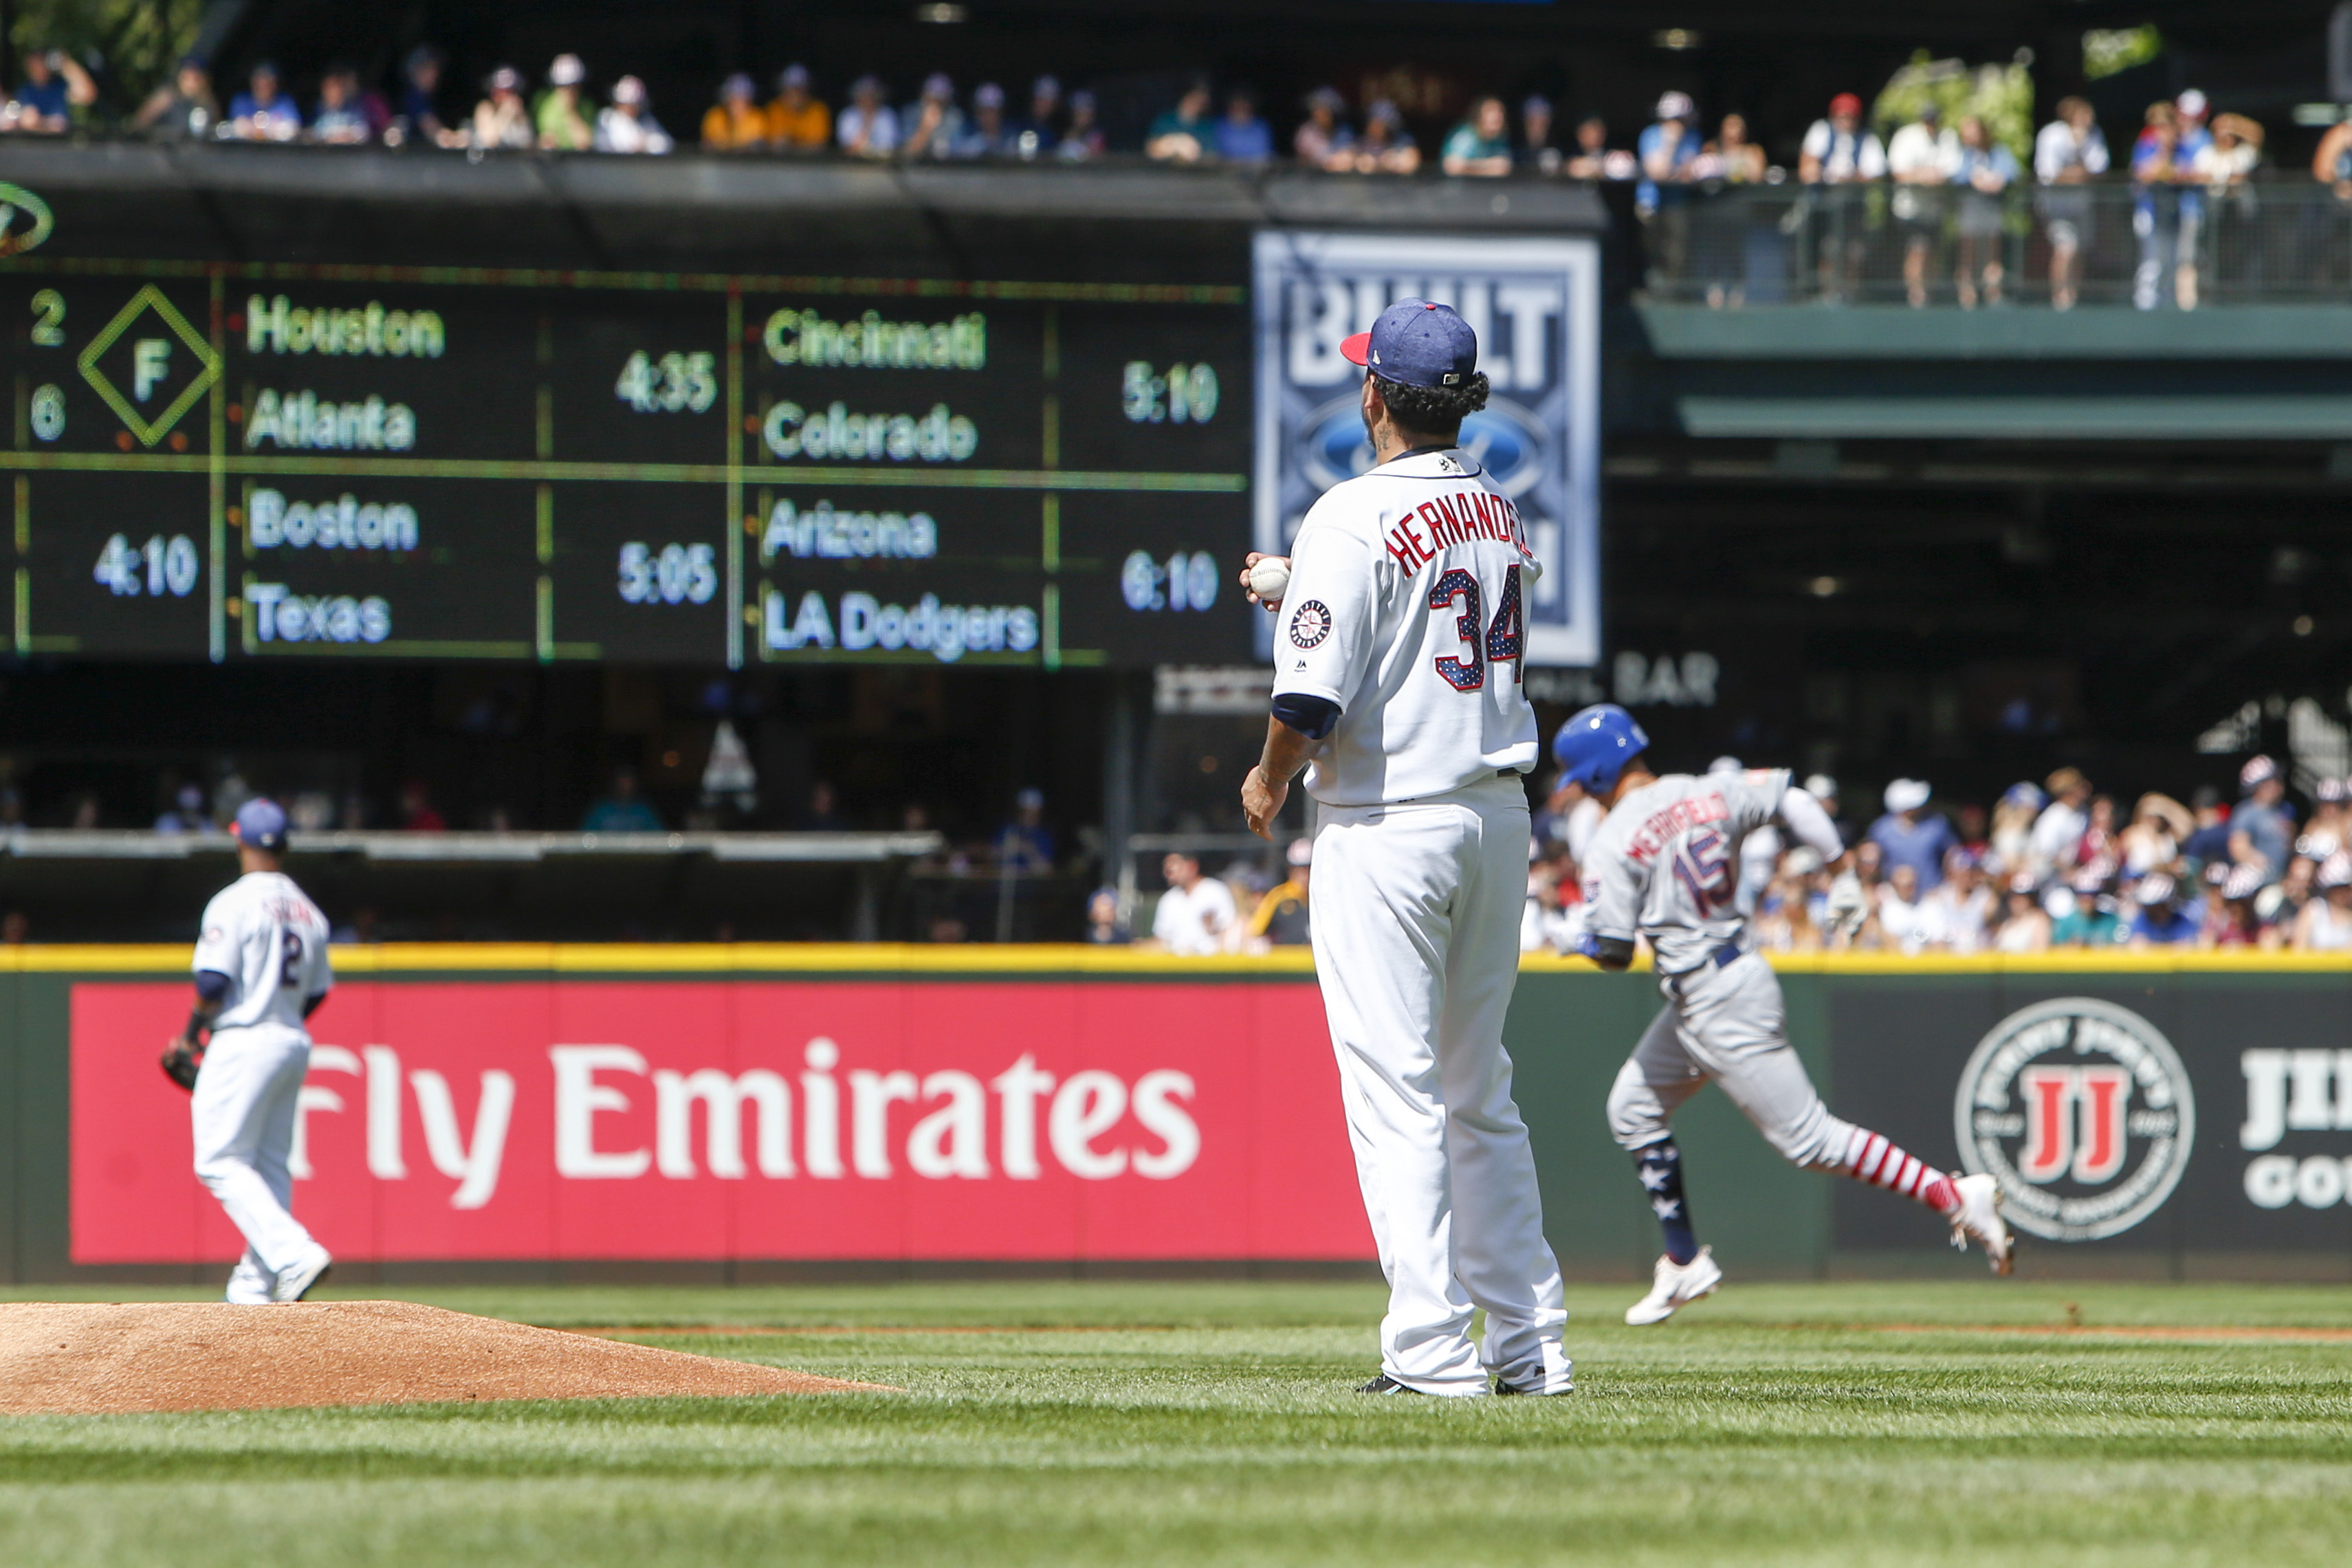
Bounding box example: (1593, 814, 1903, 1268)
(1523, 757, 2352, 958)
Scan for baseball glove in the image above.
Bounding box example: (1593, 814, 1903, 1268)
(160, 1038, 203, 1092)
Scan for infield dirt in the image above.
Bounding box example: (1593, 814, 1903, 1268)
(0, 1299, 881, 1413)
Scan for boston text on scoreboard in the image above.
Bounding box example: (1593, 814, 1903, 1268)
(0, 261, 1253, 668)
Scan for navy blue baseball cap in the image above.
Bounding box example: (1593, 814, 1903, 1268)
(1341, 299, 1478, 390)
(233, 797, 288, 851)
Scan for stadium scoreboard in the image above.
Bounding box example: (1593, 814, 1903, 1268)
(0, 265, 1252, 667)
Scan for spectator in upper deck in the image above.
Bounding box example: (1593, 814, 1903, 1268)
(703, 73, 767, 150)
(131, 56, 220, 140)
(4, 47, 95, 133)
(1886, 102, 1957, 307)
(1442, 95, 1513, 177)
(1565, 114, 1612, 179)
(1146, 78, 1215, 164)
(1952, 115, 2019, 309)
(1009, 75, 1060, 159)
(228, 61, 302, 141)
(1216, 88, 1273, 163)
(995, 788, 1055, 873)
(1636, 91, 1701, 212)
(470, 65, 533, 150)
(536, 54, 593, 150)
(2036, 96, 2108, 311)
(1348, 98, 1420, 174)
(836, 74, 898, 157)
(1056, 89, 1103, 162)
(768, 65, 831, 151)
(949, 82, 1011, 158)
(901, 72, 963, 160)
(1519, 95, 1560, 175)
(396, 45, 454, 146)
(309, 64, 378, 144)
(1799, 92, 1884, 302)
(582, 767, 663, 833)
(595, 76, 672, 153)
(1295, 86, 1354, 168)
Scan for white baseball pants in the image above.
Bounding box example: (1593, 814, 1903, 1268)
(191, 1022, 320, 1291)
(1607, 953, 1854, 1169)
(1312, 773, 1572, 1396)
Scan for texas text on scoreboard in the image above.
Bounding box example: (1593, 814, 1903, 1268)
(0, 263, 1253, 668)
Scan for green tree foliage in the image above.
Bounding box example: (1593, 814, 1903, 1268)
(9, 0, 205, 115)
(1871, 49, 2037, 162)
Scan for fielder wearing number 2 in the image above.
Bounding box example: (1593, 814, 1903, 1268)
(162, 798, 336, 1305)
(1240, 300, 1573, 1396)
(1557, 706, 2013, 1326)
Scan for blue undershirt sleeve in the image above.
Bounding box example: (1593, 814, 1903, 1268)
(1270, 692, 1340, 741)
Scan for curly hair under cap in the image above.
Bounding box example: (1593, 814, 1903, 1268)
(1371, 369, 1491, 432)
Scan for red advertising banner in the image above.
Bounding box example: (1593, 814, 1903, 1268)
(71, 979, 1373, 1264)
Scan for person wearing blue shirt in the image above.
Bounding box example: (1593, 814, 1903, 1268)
(8, 49, 85, 131)
(229, 61, 303, 140)
(581, 767, 663, 833)
(2128, 874, 2202, 945)
(1635, 91, 1702, 214)
(2230, 755, 2295, 883)
(1214, 89, 1271, 164)
(1867, 779, 1959, 892)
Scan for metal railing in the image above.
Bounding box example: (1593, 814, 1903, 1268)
(1639, 180, 2352, 307)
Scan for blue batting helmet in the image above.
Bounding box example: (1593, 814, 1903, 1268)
(1551, 704, 1649, 793)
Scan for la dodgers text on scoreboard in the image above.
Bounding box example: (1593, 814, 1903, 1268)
(0, 265, 1253, 668)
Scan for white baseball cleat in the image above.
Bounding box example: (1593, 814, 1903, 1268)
(1948, 1173, 2014, 1276)
(1624, 1245, 1722, 1326)
(272, 1243, 333, 1303)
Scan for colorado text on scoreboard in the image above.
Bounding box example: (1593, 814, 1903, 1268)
(69, 978, 1372, 1263)
(1251, 230, 1601, 667)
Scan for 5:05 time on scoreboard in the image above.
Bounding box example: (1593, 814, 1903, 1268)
(0, 265, 1255, 670)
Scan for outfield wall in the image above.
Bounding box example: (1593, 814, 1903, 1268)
(3, 947, 2348, 1283)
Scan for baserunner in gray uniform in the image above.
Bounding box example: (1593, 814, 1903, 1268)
(1552, 705, 2013, 1325)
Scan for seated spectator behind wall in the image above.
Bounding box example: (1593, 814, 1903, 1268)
(1992, 874, 2051, 951)
(2294, 853, 2352, 949)
(837, 75, 898, 157)
(1869, 778, 1957, 891)
(396, 45, 452, 146)
(582, 767, 663, 832)
(1057, 90, 1103, 161)
(952, 82, 1010, 158)
(769, 65, 831, 151)
(155, 782, 212, 834)
(2032, 767, 2093, 876)
(902, 73, 963, 160)
(1148, 851, 1234, 955)
(595, 76, 672, 153)
(1693, 111, 1765, 183)
(1565, 115, 1611, 179)
(132, 56, 219, 140)
(1295, 86, 1354, 168)
(4, 47, 94, 133)
(536, 54, 593, 150)
(1952, 115, 2018, 309)
(704, 73, 766, 150)
(309, 64, 378, 144)
(2036, 96, 2108, 311)
(1520, 95, 1559, 174)
(1084, 887, 1127, 945)
(1216, 88, 1272, 163)
(2315, 109, 2352, 200)
(1011, 76, 1060, 159)
(1248, 838, 1315, 947)
(2129, 873, 2201, 946)
(995, 788, 1055, 872)
(1349, 98, 1420, 173)
(1147, 79, 1215, 164)
(229, 61, 303, 141)
(1923, 848, 1992, 952)
(472, 65, 534, 149)
(1887, 102, 1957, 308)
(1442, 95, 1513, 176)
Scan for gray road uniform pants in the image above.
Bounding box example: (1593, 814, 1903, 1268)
(1605, 949, 1856, 1170)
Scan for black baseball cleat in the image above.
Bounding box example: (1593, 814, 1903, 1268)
(1356, 1373, 1421, 1395)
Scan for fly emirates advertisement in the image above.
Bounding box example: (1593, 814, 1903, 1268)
(71, 980, 1373, 1264)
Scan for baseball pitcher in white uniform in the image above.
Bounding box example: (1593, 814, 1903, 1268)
(1553, 706, 2012, 1326)
(160, 797, 336, 1304)
(1239, 299, 1572, 1396)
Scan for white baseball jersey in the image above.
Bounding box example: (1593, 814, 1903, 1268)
(193, 871, 333, 1031)
(1272, 448, 1541, 806)
(1582, 770, 1794, 974)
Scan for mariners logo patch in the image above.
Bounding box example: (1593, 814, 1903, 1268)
(1288, 599, 1331, 649)
(1953, 997, 2196, 1242)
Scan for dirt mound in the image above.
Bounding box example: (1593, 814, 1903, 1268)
(0, 1300, 885, 1414)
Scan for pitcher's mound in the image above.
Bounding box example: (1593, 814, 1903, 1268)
(0, 1300, 885, 1415)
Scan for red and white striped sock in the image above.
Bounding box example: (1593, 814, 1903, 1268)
(1838, 1127, 1959, 1215)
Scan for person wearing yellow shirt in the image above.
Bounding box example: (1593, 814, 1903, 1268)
(703, 73, 766, 151)
(768, 63, 831, 152)
(1249, 838, 1315, 947)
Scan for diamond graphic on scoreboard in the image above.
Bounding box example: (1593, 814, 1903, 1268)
(77, 285, 221, 448)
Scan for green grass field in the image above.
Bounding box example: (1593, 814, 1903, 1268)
(5, 1278, 2351, 1565)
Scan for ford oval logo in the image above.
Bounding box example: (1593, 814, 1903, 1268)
(1295, 393, 1548, 499)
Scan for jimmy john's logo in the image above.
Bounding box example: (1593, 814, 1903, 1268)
(1288, 599, 1331, 649)
(1953, 998, 2195, 1242)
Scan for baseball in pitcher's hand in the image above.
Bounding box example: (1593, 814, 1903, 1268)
(1242, 765, 1288, 841)
(1240, 552, 1288, 612)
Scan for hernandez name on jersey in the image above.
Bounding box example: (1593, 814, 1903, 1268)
(1272, 449, 1542, 806)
